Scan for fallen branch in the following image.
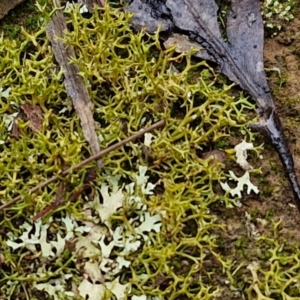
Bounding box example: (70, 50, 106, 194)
(0, 120, 165, 212)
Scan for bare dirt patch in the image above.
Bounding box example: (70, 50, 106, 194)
(223, 13, 300, 237)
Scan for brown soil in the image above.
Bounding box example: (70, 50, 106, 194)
(262, 16, 300, 228)
(211, 13, 300, 299)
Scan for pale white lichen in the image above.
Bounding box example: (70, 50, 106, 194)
(234, 140, 254, 171)
(78, 280, 106, 300)
(6, 165, 162, 299)
(0, 86, 11, 98)
(97, 181, 125, 223)
(144, 132, 155, 146)
(220, 170, 259, 198)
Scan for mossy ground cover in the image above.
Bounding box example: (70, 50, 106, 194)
(1, 1, 300, 300)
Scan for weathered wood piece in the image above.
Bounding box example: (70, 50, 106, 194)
(46, 10, 103, 169)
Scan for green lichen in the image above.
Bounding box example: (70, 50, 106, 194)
(1, 2, 299, 300)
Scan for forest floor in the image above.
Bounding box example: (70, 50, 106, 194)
(1, 1, 300, 300)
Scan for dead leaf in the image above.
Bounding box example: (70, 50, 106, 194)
(163, 33, 205, 57)
(21, 103, 44, 132)
(126, 0, 174, 33)
(202, 150, 226, 167)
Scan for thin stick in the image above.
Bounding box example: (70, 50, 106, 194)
(0, 120, 165, 211)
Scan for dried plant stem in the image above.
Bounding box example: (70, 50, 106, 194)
(0, 120, 165, 211)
